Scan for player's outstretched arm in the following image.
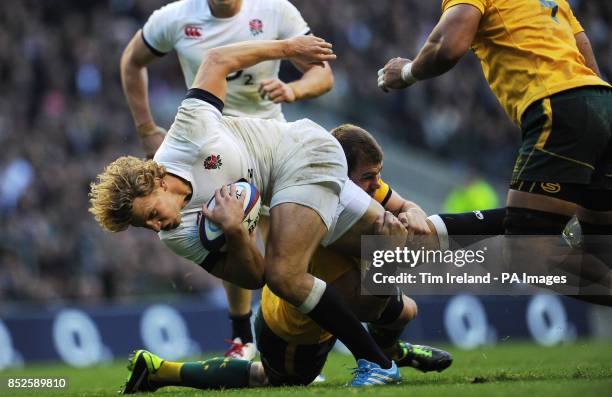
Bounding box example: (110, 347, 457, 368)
(192, 36, 336, 103)
(379, 4, 481, 91)
(259, 58, 334, 104)
(120, 30, 166, 158)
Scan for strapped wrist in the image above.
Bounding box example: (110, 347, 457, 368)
(401, 62, 418, 85)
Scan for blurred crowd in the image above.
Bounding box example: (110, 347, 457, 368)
(0, 0, 610, 303)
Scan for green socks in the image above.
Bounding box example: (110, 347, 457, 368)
(149, 357, 251, 390)
(179, 357, 252, 389)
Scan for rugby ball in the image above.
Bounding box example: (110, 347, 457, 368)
(199, 181, 261, 251)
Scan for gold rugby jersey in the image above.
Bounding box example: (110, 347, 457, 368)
(441, 0, 610, 125)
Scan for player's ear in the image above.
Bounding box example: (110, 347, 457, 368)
(158, 177, 167, 191)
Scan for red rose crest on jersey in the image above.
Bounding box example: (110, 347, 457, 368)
(249, 19, 263, 36)
(204, 154, 222, 170)
(184, 25, 202, 38)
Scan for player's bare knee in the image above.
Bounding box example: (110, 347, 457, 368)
(265, 270, 289, 296)
(402, 295, 418, 322)
(265, 269, 305, 306)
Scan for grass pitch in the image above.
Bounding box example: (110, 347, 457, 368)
(2, 340, 611, 397)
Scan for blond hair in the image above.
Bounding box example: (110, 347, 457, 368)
(89, 156, 166, 232)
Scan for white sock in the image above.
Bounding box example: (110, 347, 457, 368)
(297, 277, 327, 314)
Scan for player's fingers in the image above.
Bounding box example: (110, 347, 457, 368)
(259, 79, 278, 89)
(399, 214, 419, 232)
(218, 185, 228, 199)
(377, 68, 384, 77)
(384, 57, 400, 71)
(381, 211, 393, 234)
(415, 218, 430, 234)
(261, 80, 282, 94)
(401, 218, 419, 236)
(258, 82, 273, 95)
(226, 184, 236, 202)
(311, 51, 335, 62)
(258, 81, 272, 96)
(267, 86, 284, 97)
(401, 216, 415, 241)
(374, 213, 384, 235)
(377, 74, 388, 93)
(317, 44, 334, 52)
(317, 48, 334, 57)
(229, 183, 238, 199)
(267, 87, 287, 102)
(385, 211, 402, 234)
(213, 189, 224, 206)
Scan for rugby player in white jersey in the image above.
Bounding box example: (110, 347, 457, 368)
(92, 35, 408, 386)
(119, 124, 451, 394)
(120, 0, 333, 359)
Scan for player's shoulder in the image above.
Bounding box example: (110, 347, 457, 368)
(151, 0, 205, 20)
(441, 0, 488, 14)
(248, 0, 297, 14)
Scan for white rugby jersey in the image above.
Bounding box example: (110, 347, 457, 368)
(142, 0, 310, 120)
(155, 89, 298, 265)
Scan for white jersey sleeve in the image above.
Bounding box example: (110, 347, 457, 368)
(142, 1, 182, 55)
(159, 212, 210, 265)
(154, 92, 225, 181)
(276, 0, 310, 39)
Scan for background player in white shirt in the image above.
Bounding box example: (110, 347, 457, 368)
(121, 0, 332, 156)
(92, 35, 405, 386)
(120, 0, 333, 358)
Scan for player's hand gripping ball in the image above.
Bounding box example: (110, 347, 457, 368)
(199, 181, 261, 251)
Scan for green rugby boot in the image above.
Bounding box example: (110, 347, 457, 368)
(123, 350, 164, 394)
(391, 341, 453, 373)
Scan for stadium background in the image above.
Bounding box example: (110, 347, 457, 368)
(0, 0, 611, 369)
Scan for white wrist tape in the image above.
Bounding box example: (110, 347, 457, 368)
(401, 62, 417, 85)
(427, 214, 449, 250)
